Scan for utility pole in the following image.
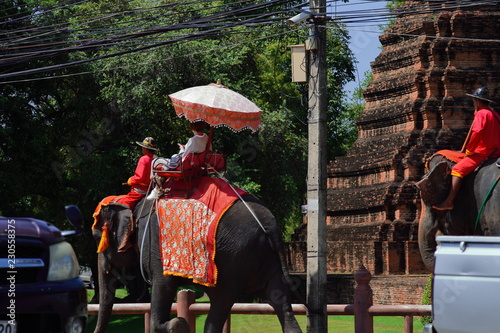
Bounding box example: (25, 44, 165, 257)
(306, 0, 327, 331)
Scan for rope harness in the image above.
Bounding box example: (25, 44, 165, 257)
(210, 167, 268, 234)
(475, 174, 500, 230)
(138, 181, 154, 285)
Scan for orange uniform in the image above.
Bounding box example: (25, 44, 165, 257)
(119, 153, 155, 209)
(452, 106, 500, 178)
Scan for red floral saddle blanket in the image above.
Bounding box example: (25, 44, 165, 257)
(156, 176, 246, 286)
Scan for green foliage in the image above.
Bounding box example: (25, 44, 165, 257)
(339, 70, 372, 153)
(420, 274, 433, 325)
(324, 25, 357, 158)
(0, 0, 359, 260)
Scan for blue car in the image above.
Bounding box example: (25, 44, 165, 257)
(0, 206, 87, 333)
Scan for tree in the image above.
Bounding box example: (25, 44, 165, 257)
(0, 0, 357, 245)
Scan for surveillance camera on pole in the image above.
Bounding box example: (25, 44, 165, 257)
(287, 12, 313, 26)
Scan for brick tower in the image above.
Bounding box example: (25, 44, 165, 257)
(287, 1, 500, 303)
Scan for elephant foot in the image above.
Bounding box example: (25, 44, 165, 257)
(167, 317, 189, 333)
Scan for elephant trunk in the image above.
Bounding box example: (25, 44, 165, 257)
(418, 202, 439, 271)
(93, 253, 117, 333)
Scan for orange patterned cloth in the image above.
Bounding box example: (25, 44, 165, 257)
(156, 177, 246, 286)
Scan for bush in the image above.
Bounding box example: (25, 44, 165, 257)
(420, 274, 433, 325)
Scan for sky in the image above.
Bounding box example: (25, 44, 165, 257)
(337, 0, 389, 97)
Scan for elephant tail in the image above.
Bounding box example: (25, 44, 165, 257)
(268, 229, 307, 305)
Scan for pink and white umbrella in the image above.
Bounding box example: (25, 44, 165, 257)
(168, 81, 262, 132)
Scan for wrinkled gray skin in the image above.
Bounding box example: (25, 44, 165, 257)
(93, 195, 302, 333)
(91, 202, 148, 333)
(418, 156, 500, 270)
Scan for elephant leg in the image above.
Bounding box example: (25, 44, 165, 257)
(93, 254, 117, 333)
(149, 276, 189, 333)
(203, 291, 235, 333)
(123, 265, 150, 303)
(263, 271, 302, 333)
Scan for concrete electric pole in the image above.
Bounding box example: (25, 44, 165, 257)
(306, 0, 328, 331)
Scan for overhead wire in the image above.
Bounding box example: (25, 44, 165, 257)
(0, 0, 94, 26)
(323, 0, 498, 25)
(1, 0, 492, 47)
(0, 0, 292, 57)
(0, 25, 302, 85)
(0, 0, 498, 83)
(0, 0, 249, 48)
(0, 1, 298, 80)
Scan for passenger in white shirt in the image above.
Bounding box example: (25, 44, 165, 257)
(147, 121, 210, 200)
(178, 121, 209, 155)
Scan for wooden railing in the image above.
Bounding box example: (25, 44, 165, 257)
(87, 266, 431, 333)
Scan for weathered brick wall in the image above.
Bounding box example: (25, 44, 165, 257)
(287, 0, 500, 304)
(290, 273, 429, 305)
(370, 275, 429, 305)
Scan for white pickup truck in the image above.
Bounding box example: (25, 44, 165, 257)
(425, 235, 500, 333)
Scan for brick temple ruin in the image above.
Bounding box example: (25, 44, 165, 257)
(287, 1, 500, 304)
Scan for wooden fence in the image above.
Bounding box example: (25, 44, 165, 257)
(87, 265, 431, 332)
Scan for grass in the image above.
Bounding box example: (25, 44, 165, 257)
(85, 290, 425, 332)
(87, 313, 425, 332)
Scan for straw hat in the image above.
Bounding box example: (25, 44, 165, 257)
(136, 137, 159, 151)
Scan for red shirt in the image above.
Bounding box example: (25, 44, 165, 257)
(127, 153, 154, 191)
(466, 106, 500, 157)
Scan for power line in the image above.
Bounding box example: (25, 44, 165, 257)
(0, 0, 294, 58)
(1, 0, 498, 83)
(0, 2, 296, 80)
(0, 26, 302, 85)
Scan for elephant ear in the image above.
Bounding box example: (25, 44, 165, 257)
(113, 206, 135, 253)
(415, 161, 451, 206)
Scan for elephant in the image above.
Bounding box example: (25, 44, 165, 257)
(417, 153, 500, 270)
(92, 192, 303, 333)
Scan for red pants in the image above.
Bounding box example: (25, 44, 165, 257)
(451, 154, 488, 178)
(116, 189, 144, 210)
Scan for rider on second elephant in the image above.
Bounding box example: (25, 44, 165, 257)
(433, 87, 500, 210)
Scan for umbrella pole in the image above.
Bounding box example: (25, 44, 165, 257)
(208, 126, 213, 149)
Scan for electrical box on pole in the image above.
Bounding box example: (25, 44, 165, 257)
(290, 45, 308, 83)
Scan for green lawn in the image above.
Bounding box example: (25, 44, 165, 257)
(86, 290, 425, 332)
(87, 313, 425, 332)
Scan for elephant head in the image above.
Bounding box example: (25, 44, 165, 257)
(415, 159, 451, 270)
(417, 154, 500, 270)
(91, 199, 150, 333)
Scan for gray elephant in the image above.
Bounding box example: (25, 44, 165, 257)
(92, 193, 302, 333)
(417, 154, 500, 270)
